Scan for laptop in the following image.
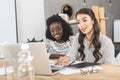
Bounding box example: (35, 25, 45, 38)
(0, 42, 59, 75)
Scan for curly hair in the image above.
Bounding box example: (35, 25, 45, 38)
(46, 14, 73, 42)
(76, 8, 102, 62)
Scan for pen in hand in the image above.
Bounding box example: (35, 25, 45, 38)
(65, 61, 75, 67)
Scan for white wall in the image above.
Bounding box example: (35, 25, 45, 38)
(0, 0, 17, 43)
(113, 20, 120, 43)
(16, 0, 46, 43)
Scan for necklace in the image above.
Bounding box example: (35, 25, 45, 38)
(86, 36, 92, 41)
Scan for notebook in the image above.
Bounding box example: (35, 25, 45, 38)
(0, 42, 59, 75)
(67, 62, 101, 68)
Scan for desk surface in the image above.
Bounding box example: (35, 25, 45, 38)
(0, 63, 120, 80)
(35, 64, 120, 80)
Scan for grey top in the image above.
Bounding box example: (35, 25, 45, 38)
(45, 36, 74, 55)
(66, 33, 117, 65)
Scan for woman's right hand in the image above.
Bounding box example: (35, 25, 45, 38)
(55, 56, 71, 66)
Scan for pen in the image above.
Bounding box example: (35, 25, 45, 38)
(68, 61, 75, 65)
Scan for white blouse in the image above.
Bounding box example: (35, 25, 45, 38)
(66, 33, 117, 65)
(45, 36, 74, 55)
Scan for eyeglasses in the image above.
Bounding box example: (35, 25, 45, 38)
(80, 65, 102, 75)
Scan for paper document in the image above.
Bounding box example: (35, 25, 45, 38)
(59, 62, 103, 75)
(0, 66, 14, 75)
(59, 65, 103, 75)
(59, 67, 80, 75)
(49, 60, 64, 70)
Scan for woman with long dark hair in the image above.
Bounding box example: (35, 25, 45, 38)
(56, 8, 117, 65)
(45, 14, 74, 59)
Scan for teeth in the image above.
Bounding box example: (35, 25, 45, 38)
(55, 35, 59, 38)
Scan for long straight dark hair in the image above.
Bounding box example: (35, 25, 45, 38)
(76, 8, 102, 62)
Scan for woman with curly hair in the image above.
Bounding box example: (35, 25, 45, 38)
(45, 14, 74, 59)
(56, 8, 117, 65)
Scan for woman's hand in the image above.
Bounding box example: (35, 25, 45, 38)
(55, 56, 71, 66)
